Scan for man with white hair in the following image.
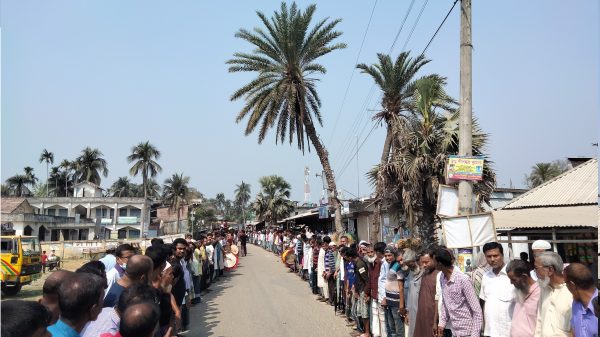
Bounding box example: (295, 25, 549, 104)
(533, 251, 572, 337)
(530, 240, 551, 281)
(506, 259, 540, 337)
(403, 249, 423, 337)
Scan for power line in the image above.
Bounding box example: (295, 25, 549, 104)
(332, 0, 417, 171)
(327, 0, 379, 147)
(420, 0, 459, 57)
(401, 0, 430, 52)
(336, 0, 430, 179)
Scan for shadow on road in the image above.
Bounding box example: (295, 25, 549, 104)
(189, 263, 245, 336)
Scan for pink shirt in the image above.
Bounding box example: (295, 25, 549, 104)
(510, 282, 541, 337)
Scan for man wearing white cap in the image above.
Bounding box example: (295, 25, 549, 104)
(530, 240, 551, 281)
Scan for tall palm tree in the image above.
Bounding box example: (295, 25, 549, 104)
(235, 181, 252, 224)
(525, 163, 563, 188)
(162, 173, 190, 232)
(357, 52, 431, 241)
(6, 174, 34, 197)
(127, 141, 162, 201)
(215, 193, 226, 217)
(23, 167, 38, 186)
(110, 177, 134, 197)
(59, 160, 73, 196)
(75, 147, 109, 185)
(371, 76, 496, 248)
(252, 175, 294, 227)
(49, 167, 60, 196)
(39, 149, 54, 197)
(228, 2, 346, 233)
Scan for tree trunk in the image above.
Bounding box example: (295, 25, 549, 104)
(304, 119, 343, 234)
(371, 126, 393, 242)
(46, 163, 49, 197)
(142, 169, 148, 236)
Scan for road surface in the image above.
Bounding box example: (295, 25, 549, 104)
(188, 244, 353, 336)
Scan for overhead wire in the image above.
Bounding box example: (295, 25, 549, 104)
(336, 0, 430, 180)
(337, 0, 461, 182)
(327, 0, 379, 148)
(332, 0, 417, 171)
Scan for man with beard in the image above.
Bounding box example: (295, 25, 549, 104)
(507, 259, 540, 337)
(403, 249, 422, 337)
(413, 250, 439, 337)
(365, 243, 386, 337)
(564, 263, 598, 337)
(533, 251, 572, 337)
(479, 242, 515, 337)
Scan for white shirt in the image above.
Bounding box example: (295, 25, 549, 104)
(205, 245, 214, 265)
(534, 283, 572, 337)
(104, 268, 121, 297)
(479, 265, 515, 337)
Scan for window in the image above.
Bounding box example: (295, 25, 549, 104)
(110, 209, 115, 218)
(119, 208, 128, 217)
(21, 238, 39, 256)
(0, 239, 17, 255)
(58, 209, 68, 217)
(129, 208, 141, 218)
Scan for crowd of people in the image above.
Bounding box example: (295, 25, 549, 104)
(2, 229, 250, 337)
(250, 229, 599, 337)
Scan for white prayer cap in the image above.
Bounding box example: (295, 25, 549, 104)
(359, 240, 368, 247)
(532, 240, 551, 250)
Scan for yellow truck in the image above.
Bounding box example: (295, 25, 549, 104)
(1, 235, 43, 295)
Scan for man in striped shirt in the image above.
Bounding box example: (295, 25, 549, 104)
(324, 239, 336, 305)
(434, 247, 483, 337)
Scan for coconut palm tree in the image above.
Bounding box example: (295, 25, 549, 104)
(370, 76, 496, 248)
(525, 163, 563, 188)
(75, 147, 109, 185)
(215, 193, 226, 217)
(144, 179, 161, 199)
(6, 174, 35, 197)
(127, 141, 162, 201)
(357, 52, 431, 241)
(49, 167, 61, 196)
(39, 149, 54, 197)
(110, 177, 135, 197)
(235, 181, 252, 224)
(162, 173, 190, 232)
(228, 2, 346, 233)
(58, 159, 74, 196)
(252, 175, 294, 227)
(23, 167, 38, 186)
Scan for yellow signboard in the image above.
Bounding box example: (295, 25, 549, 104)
(447, 156, 484, 181)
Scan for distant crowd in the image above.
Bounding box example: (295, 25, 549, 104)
(2, 229, 249, 337)
(250, 229, 598, 337)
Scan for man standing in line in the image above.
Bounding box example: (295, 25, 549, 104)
(365, 242, 386, 337)
(564, 263, 598, 337)
(403, 249, 423, 337)
(239, 230, 248, 257)
(103, 255, 153, 308)
(434, 247, 483, 337)
(534, 251, 572, 337)
(325, 240, 337, 305)
(172, 238, 192, 332)
(349, 246, 371, 337)
(105, 244, 136, 294)
(413, 251, 439, 337)
(479, 242, 515, 337)
(205, 234, 215, 283)
(506, 259, 540, 337)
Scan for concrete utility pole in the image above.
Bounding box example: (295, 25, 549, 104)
(458, 0, 473, 215)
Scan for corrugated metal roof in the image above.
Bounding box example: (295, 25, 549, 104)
(493, 205, 598, 229)
(503, 159, 598, 209)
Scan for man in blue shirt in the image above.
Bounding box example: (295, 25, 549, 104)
(48, 272, 105, 337)
(564, 263, 598, 337)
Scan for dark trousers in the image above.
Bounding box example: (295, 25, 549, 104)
(180, 304, 189, 330)
(327, 277, 336, 305)
(209, 265, 215, 282)
(192, 275, 201, 300)
(241, 244, 247, 256)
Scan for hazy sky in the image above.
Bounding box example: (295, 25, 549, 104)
(2, 1, 598, 201)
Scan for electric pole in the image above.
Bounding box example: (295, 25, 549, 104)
(356, 135, 360, 199)
(458, 0, 473, 215)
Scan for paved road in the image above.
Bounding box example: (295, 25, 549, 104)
(189, 244, 353, 337)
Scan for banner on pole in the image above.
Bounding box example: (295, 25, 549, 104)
(447, 155, 484, 181)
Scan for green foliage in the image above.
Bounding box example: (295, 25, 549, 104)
(253, 175, 294, 226)
(128, 141, 162, 200)
(524, 160, 568, 188)
(75, 147, 109, 185)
